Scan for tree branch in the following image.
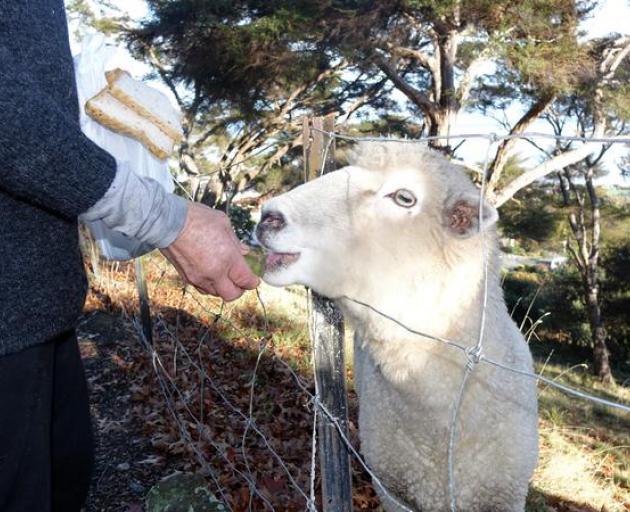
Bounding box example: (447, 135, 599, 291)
(491, 134, 604, 208)
(455, 47, 493, 105)
(486, 93, 554, 192)
(491, 36, 630, 206)
(376, 56, 437, 121)
(393, 45, 436, 73)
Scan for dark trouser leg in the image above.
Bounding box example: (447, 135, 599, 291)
(0, 331, 94, 512)
(0, 342, 54, 512)
(51, 331, 95, 512)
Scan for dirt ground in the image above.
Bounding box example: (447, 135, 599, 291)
(80, 311, 179, 512)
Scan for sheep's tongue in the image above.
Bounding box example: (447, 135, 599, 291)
(265, 252, 299, 270)
(266, 253, 286, 268)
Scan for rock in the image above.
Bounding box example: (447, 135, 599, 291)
(145, 472, 226, 512)
(116, 462, 131, 471)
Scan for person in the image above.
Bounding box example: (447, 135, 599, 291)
(0, 2, 260, 511)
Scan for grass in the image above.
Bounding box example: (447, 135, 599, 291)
(85, 254, 630, 511)
(527, 359, 630, 511)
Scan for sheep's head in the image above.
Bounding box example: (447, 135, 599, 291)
(256, 142, 498, 301)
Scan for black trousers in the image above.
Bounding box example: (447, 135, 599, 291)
(0, 331, 94, 512)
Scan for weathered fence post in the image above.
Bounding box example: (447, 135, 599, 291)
(303, 115, 353, 512)
(135, 256, 153, 345)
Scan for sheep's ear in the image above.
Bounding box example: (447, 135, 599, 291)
(443, 193, 498, 238)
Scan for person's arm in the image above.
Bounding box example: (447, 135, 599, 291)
(0, 66, 258, 298)
(0, 72, 118, 218)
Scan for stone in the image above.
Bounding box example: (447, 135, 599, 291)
(145, 472, 227, 512)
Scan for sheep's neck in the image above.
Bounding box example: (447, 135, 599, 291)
(343, 256, 498, 383)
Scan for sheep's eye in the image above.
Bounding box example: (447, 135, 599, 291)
(390, 189, 417, 208)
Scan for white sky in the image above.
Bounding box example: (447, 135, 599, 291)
(73, 0, 630, 184)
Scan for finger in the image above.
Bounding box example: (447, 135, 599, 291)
(229, 258, 261, 290)
(195, 283, 218, 297)
(190, 280, 218, 296)
(214, 278, 244, 302)
(240, 242, 250, 255)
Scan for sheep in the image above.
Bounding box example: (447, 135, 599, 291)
(255, 142, 539, 512)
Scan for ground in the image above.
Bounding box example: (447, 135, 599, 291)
(80, 254, 630, 512)
(80, 311, 184, 512)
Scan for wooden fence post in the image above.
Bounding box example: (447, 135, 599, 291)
(135, 256, 153, 345)
(303, 115, 353, 512)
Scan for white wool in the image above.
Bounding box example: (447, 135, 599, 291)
(260, 141, 539, 511)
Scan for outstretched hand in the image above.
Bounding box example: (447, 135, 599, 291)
(161, 203, 260, 301)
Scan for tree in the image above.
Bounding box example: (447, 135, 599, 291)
(122, 1, 630, 211)
(489, 35, 630, 206)
(330, 0, 591, 149)
(65, 0, 126, 40)
(291, 0, 608, 205)
(534, 37, 630, 384)
(559, 148, 615, 383)
(126, 0, 395, 206)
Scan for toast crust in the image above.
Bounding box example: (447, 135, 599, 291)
(85, 69, 182, 160)
(105, 69, 183, 142)
(85, 90, 174, 160)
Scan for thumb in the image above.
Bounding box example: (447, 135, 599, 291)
(229, 256, 260, 290)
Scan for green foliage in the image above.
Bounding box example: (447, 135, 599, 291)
(131, 0, 338, 111)
(225, 204, 256, 241)
(65, 0, 125, 39)
(503, 254, 630, 366)
(503, 266, 586, 342)
(500, 195, 565, 252)
(601, 240, 630, 357)
(497, 156, 566, 253)
(127, 0, 597, 127)
(252, 163, 304, 194)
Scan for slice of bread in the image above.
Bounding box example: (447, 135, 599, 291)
(86, 90, 175, 160)
(106, 69, 183, 142)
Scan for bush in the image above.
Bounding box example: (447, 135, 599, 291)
(503, 266, 588, 345)
(503, 248, 630, 366)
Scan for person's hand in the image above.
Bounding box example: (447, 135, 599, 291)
(161, 203, 260, 301)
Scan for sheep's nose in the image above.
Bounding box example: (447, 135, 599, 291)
(259, 210, 286, 232)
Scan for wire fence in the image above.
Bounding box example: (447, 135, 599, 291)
(120, 128, 630, 512)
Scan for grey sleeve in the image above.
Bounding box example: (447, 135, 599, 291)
(80, 162, 189, 249)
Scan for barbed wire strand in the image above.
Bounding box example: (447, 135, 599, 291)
(310, 127, 630, 145)
(151, 302, 315, 509)
(241, 337, 269, 512)
(342, 296, 630, 415)
(143, 317, 278, 511)
(133, 321, 235, 511)
(160, 322, 309, 507)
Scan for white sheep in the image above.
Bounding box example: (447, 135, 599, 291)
(256, 142, 539, 511)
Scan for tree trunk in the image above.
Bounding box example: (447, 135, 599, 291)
(584, 168, 615, 385)
(585, 283, 614, 384)
(430, 28, 459, 152)
(561, 162, 615, 386)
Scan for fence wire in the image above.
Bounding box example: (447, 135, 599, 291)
(129, 129, 629, 512)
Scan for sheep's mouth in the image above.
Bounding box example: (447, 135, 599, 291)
(264, 251, 300, 272)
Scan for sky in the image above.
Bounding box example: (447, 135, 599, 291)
(73, 0, 630, 184)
